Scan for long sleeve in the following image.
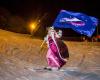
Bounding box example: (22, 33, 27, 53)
(44, 35, 50, 48)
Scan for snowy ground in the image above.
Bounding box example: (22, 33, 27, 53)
(0, 29, 100, 80)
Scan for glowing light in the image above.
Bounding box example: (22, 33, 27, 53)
(29, 19, 41, 35)
(29, 22, 37, 35)
(30, 23, 36, 31)
(29, 21, 39, 35)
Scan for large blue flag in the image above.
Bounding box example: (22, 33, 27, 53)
(53, 10, 98, 37)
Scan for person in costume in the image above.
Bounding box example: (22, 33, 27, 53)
(44, 27, 69, 70)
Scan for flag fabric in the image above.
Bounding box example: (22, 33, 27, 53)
(52, 10, 98, 37)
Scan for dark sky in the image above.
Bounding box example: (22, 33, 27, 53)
(0, 0, 99, 36)
(0, 0, 99, 20)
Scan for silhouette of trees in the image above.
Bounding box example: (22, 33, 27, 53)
(0, 7, 27, 33)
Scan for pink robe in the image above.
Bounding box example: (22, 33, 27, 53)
(46, 36, 68, 68)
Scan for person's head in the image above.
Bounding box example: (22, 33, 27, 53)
(47, 27, 55, 34)
(47, 27, 54, 31)
(58, 30, 62, 34)
(57, 30, 62, 38)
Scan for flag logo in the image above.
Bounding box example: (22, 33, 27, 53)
(60, 17, 85, 26)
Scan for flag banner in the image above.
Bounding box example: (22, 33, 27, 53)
(53, 10, 98, 37)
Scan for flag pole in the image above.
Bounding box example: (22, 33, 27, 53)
(38, 40, 45, 53)
(40, 40, 45, 48)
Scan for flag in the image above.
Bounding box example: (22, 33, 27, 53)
(53, 10, 98, 37)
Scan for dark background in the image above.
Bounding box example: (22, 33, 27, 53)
(0, 0, 99, 20)
(0, 0, 100, 39)
(0, 0, 100, 17)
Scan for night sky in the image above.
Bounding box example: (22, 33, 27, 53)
(0, 0, 99, 20)
(0, 0, 100, 37)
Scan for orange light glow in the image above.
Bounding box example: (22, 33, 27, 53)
(30, 23, 36, 31)
(29, 20, 40, 35)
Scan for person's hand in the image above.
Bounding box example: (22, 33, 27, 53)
(63, 58, 68, 62)
(44, 36, 47, 41)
